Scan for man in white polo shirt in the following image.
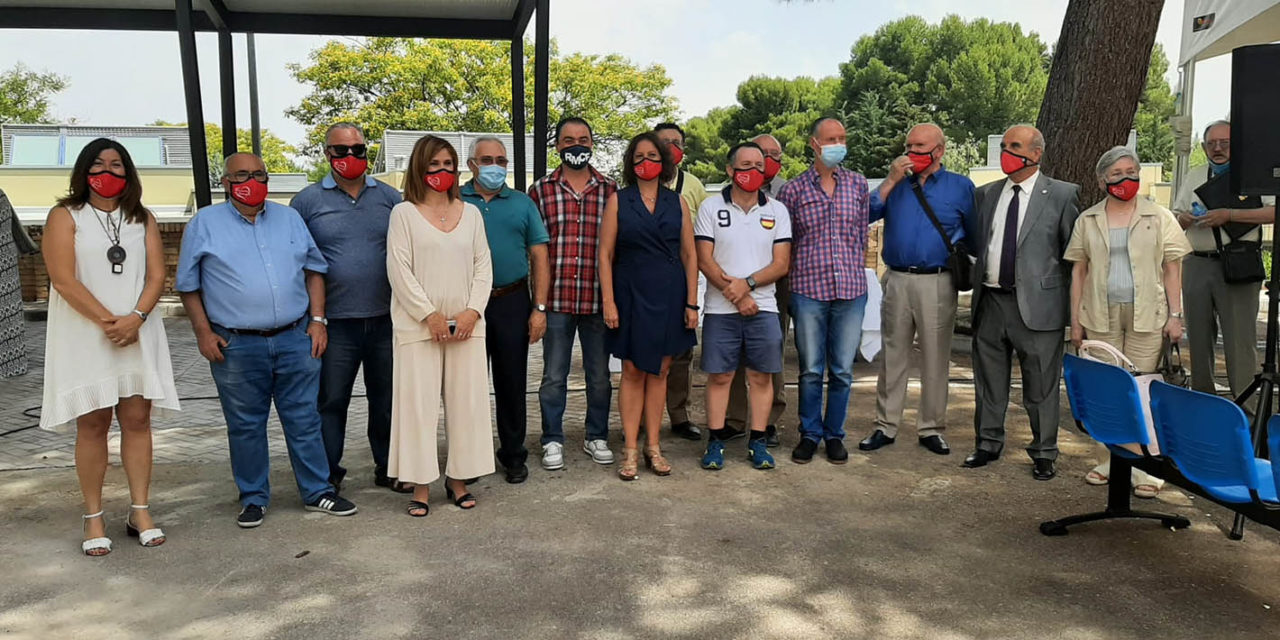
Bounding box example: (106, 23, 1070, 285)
(694, 142, 793, 471)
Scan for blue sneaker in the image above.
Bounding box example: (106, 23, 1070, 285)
(748, 439, 776, 470)
(701, 439, 726, 470)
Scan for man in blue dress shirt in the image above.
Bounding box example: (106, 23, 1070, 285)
(177, 152, 358, 529)
(858, 124, 976, 457)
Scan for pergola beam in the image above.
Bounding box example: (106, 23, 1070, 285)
(202, 0, 229, 31)
(175, 0, 212, 209)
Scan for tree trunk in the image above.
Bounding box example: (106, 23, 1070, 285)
(1036, 0, 1163, 205)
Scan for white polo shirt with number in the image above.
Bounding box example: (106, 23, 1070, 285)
(694, 187, 792, 315)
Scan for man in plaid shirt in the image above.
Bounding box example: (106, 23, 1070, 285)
(528, 117, 619, 472)
(775, 117, 870, 465)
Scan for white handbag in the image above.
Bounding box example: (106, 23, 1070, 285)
(1076, 340, 1162, 456)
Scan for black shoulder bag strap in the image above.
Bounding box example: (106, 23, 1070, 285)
(909, 178, 972, 291)
(674, 170, 685, 195)
(909, 179, 954, 255)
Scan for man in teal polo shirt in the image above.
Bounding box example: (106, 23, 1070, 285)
(461, 135, 550, 484)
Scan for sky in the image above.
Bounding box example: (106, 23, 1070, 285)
(0, 0, 1236, 153)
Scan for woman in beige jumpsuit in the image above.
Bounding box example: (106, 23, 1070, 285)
(388, 135, 494, 515)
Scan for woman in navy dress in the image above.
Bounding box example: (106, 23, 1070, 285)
(600, 132, 698, 481)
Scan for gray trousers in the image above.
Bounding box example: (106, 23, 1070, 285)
(1183, 255, 1260, 396)
(873, 270, 957, 438)
(727, 276, 791, 430)
(971, 289, 1065, 461)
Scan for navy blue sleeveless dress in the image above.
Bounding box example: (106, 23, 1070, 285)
(607, 186, 697, 375)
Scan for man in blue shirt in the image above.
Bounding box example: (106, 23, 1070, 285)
(858, 123, 975, 457)
(290, 122, 406, 495)
(177, 152, 357, 528)
(460, 136, 550, 484)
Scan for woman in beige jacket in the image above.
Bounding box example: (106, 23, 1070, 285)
(387, 135, 494, 516)
(1064, 146, 1191, 498)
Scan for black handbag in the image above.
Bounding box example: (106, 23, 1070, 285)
(1212, 226, 1265, 284)
(909, 179, 973, 292)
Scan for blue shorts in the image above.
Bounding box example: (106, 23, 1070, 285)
(700, 312, 783, 374)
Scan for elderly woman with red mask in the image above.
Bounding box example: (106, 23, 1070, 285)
(1064, 145, 1191, 498)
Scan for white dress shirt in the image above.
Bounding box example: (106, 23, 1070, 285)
(985, 170, 1041, 287)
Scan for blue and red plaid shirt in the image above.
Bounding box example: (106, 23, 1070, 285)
(528, 165, 618, 315)
(775, 165, 870, 302)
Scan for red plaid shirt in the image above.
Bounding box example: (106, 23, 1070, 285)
(776, 165, 870, 301)
(528, 166, 618, 315)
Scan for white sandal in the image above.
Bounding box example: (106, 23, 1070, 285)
(82, 511, 112, 556)
(126, 504, 166, 547)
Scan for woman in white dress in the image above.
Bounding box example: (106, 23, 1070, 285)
(41, 139, 180, 556)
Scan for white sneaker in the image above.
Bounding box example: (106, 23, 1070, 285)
(583, 439, 615, 465)
(542, 442, 565, 470)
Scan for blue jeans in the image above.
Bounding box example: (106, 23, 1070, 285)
(539, 311, 611, 444)
(209, 322, 333, 508)
(791, 293, 867, 442)
(318, 315, 393, 486)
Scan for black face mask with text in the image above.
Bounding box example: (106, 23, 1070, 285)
(560, 145, 592, 170)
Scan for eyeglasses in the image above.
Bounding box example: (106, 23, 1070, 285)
(1204, 140, 1230, 149)
(473, 156, 509, 167)
(228, 170, 269, 183)
(764, 152, 783, 161)
(327, 144, 368, 159)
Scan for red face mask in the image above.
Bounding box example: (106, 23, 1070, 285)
(229, 178, 269, 207)
(763, 156, 782, 181)
(668, 145, 684, 165)
(1000, 150, 1038, 175)
(634, 159, 663, 182)
(907, 150, 935, 174)
(330, 156, 368, 180)
(87, 171, 127, 199)
(424, 169, 456, 192)
(732, 168, 766, 192)
(1106, 177, 1140, 201)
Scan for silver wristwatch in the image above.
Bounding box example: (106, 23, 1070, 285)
(1169, 312, 1184, 320)
(535, 304, 547, 313)
(310, 315, 328, 326)
(132, 309, 148, 321)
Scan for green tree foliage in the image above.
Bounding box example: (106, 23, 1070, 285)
(1134, 44, 1176, 178)
(151, 120, 301, 182)
(0, 63, 67, 125)
(683, 107, 734, 183)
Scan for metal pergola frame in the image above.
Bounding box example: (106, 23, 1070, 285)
(0, 0, 551, 208)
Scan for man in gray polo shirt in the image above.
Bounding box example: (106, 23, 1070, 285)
(694, 142, 792, 471)
(291, 122, 406, 494)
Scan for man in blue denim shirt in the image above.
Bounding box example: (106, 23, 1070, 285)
(858, 124, 975, 458)
(177, 153, 358, 529)
(291, 123, 406, 495)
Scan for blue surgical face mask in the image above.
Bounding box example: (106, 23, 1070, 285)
(476, 164, 508, 191)
(819, 144, 846, 167)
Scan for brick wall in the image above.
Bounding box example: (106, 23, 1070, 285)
(19, 223, 186, 302)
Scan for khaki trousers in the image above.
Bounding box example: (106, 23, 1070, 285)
(874, 270, 956, 438)
(388, 337, 495, 485)
(1183, 255, 1260, 396)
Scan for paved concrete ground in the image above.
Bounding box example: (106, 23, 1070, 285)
(2, 320, 1279, 639)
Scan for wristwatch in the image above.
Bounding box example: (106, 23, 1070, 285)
(132, 309, 148, 321)
(1169, 312, 1184, 320)
(310, 315, 328, 326)
(535, 303, 547, 313)
(746, 275, 758, 291)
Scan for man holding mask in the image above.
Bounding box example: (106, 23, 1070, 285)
(461, 135, 551, 484)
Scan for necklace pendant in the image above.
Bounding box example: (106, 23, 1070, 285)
(112, 263, 124, 275)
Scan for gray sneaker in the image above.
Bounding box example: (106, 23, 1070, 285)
(583, 439, 615, 464)
(542, 442, 565, 470)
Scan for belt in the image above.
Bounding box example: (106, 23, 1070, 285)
(220, 316, 305, 337)
(1191, 251, 1220, 259)
(984, 284, 1016, 294)
(889, 265, 949, 274)
(491, 277, 528, 299)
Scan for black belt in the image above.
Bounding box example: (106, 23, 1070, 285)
(219, 317, 305, 337)
(985, 285, 1016, 295)
(889, 265, 949, 274)
(1191, 251, 1220, 259)
(491, 277, 528, 299)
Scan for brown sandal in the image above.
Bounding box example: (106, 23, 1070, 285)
(644, 447, 672, 476)
(618, 448, 639, 481)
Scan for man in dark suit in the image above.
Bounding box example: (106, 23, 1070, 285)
(964, 125, 1081, 480)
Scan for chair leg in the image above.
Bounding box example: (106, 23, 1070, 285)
(1040, 455, 1192, 536)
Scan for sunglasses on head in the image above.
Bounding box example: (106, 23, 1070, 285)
(327, 144, 368, 159)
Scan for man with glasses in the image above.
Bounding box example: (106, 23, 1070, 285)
(290, 122, 405, 495)
(1173, 120, 1277, 396)
(178, 152, 357, 528)
(460, 135, 550, 484)
(654, 122, 710, 441)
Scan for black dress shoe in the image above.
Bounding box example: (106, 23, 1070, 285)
(1032, 459, 1057, 481)
(918, 435, 950, 455)
(825, 439, 849, 464)
(858, 430, 895, 451)
(764, 425, 780, 448)
(792, 438, 819, 464)
(962, 450, 1000, 468)
(505, 464, 529, 484)
(671, 421, 702, 441)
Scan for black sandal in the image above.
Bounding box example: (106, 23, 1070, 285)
(376, 476, 415, 494)
(406, 500, 430, 517)
(445, 486, 476, 510)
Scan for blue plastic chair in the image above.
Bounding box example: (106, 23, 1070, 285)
(1270, 417, 1280, 503)
(1040, 355, 1191, 536)
(1148, 382, 1277, 505)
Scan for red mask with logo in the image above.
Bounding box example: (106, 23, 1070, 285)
(634, 159, 663, 182)
(330, 156, 368, 180)
(763, 156, 782, 181)
(1106, 177, 1140, 201)
(424, 169, 456, 192)
(668, 145, 684, 165)
(229, 178, 269, 207)
(87, 171, 127, 199)
(732, 168, 766, 192)
(1000, 150, 1038, 175)
(907, 150, 935, 174)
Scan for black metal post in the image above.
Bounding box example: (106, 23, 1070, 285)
(175, 0, 211, 208)
(218, 30, 237, 160)
(247, 32, 262, 156)
(511, 36, 527, 192)
(532, 0, 549, 180)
